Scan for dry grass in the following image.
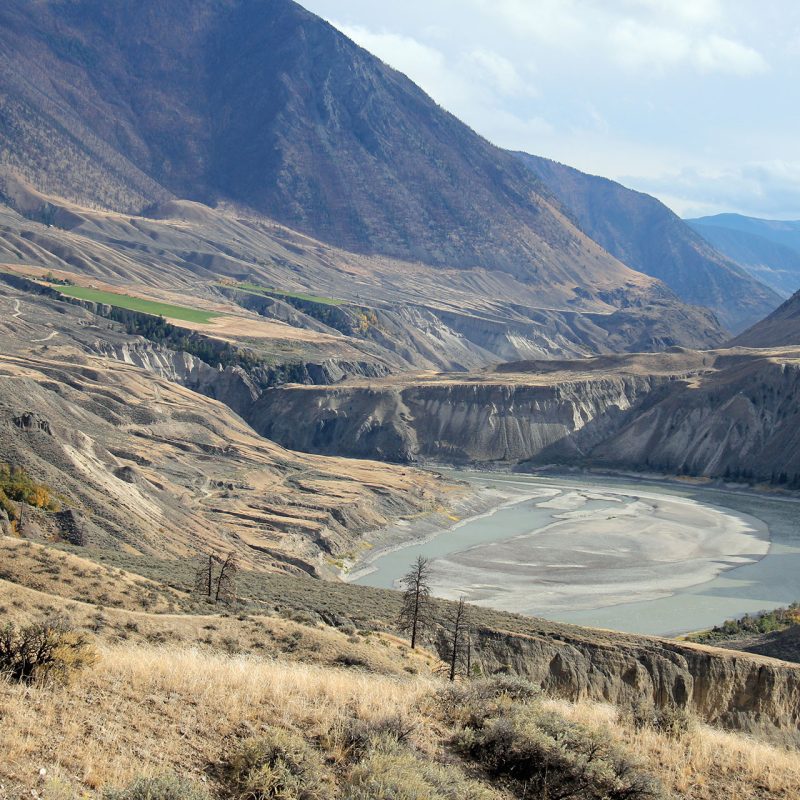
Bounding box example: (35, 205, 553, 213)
(0, 574, 439, 679)
(0, 645, 439, 797)
(1, 644, 798, 799)
(2, 540, 800, 799)
(542, 698, 800, 800)
(0, 538, 187, 613)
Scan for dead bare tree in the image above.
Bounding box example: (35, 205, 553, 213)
(447, 596, 471, 682)
(398, 556, 433, 649)
(194, 553, 218, 600)
(214, 552, 239, 605)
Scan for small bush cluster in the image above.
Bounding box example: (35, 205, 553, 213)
(104, 774, 211, 800)
(0, 618, 96, 685)
(338, 713, 417, 760)
(689, 602, 800, 643)
(627, 699, 693, 739)
(342, 739, 498, 800)
(435, 678, 662, 800)
(0, 463, 59, 521)
(435, 674, 540, 728)
(452, 707, 663, 800)
(217, 729, 329, 799)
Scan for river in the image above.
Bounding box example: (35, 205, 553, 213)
(349, 472, 800, 636)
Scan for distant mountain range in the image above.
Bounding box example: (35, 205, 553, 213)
(688, 214, 800, 298)
(518, 155, 782, 332)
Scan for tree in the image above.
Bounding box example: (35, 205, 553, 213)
(398, 556, 433, 649)
(447, 596, 471, 682)
(215, 552, 239, 605)
(194, 553, 217, 600)
(193, 552, 238, 605)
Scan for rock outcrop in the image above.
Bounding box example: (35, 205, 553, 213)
(255, 348, 800, 482)
(463, 623, 800, 745)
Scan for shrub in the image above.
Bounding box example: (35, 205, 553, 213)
(338, 713, 417, 760)
(435, 675, 540, 727)
(0, 618, 97, 685)
(104, 773, 211, 800)
(453, 707, 663, 800)
(653, 704, 693, 739)
(342, 741, 499, 800)
(0, 463, 58, 512)
(218, 729, 329, 799)
(626, 699, 693, 739)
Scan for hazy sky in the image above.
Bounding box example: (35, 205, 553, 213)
(301, 0, 800, 220)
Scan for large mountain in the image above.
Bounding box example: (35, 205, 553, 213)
(517, 154, 781, 333)
(0, 0, 724, 353)
(688, 214, 800, 297)
(0, 0, 633, 284)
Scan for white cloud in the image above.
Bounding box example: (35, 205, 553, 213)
(474, 0, 586, 42)
(611, 21, 691, 70)
(625, 161, 800, 218)
(693, 35, 769, 75)
(621, 0, 722, 25)
(611, 24, 768, 75)
(473, 0, 768, 76)
(467, 48, 534, 97)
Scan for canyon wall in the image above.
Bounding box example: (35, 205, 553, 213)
(462, 624, 800, 745)
(251, 351, 800, 482)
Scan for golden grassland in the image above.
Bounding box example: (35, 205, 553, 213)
(2, 537, 800, 799)
(1, 645, 799, 799)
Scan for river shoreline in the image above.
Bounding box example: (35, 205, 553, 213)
(345, 468, 787, 636)
(343, 479, 539, 583)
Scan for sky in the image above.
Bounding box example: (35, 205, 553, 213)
(301, 0, 800, 220)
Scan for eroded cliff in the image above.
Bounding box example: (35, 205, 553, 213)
(254, 348, 800, 482)
(463, 623, 800, 745)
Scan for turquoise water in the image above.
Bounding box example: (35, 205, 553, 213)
(352, 472, 800, 636)
(352, 495, 618, 589)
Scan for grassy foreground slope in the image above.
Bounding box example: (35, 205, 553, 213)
(3, 537, 800, 799)
(4, 645, 800, 800)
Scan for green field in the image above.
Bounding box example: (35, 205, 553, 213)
(230, 282, 345, 306)
(55, 285, 218, 323)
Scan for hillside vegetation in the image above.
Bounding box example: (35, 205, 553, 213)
(2, 537, 800, 800)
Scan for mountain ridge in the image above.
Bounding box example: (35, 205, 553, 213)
(730, 289, 800, 348)
(689, 214, 800, 297)
(0, 0, 634, 285)
(0, 0, 726, 352)
(516, 153, 782, 333)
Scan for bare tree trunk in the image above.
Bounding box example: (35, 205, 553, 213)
(398, 556, 433, 649)
(411, 579, 421, 648)
(215, 552, 239, 605)
(449, 597, 469, 682)
(194, 553, 217, 600)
